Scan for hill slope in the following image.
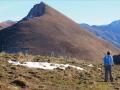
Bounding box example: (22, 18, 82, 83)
(0, 2, 119, 60)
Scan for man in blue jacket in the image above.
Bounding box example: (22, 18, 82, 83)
(103, 51, 114, 82)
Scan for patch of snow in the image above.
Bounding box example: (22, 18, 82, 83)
(8, 60, 20, 65)
(69, 65, 84, 70)
(8, 60, 84, 71)
(88, 64, 94, 67)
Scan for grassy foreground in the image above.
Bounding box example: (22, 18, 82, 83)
(0, 52, 120, 90)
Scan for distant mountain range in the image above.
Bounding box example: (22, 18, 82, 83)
(0, 2, 119, 60)
(80, 20, 120, 47)
(0, 26, 2, 30)
(0, 20, 16, 30)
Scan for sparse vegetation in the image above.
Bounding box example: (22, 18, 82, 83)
(0, 52, 120, 90)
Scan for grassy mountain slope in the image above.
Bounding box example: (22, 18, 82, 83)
(0, 53, 120, 90)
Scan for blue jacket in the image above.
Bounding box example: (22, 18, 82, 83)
(103, 55, 114, 65)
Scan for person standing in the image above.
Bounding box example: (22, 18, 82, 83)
(103, 51, 114, 82)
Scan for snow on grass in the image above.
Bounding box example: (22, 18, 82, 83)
(88, 64, 94, 67)
(8, 60, 84, 70)
(8, 60, 20, 65)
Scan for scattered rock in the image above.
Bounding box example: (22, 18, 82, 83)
(11, 66, 16, 70)
(55, 67, 64, 71)
(28, 71, 36, 74)
(89, 81, 96, 85)
(0, 74, 3, 78)
(10, 80, 27, 88)
(114, 87, 120, 90)
(8, 71, 14, 74)
(117, 76, 120, 79)
(98, 68, 102, 71)
(39, 85, 45, 89)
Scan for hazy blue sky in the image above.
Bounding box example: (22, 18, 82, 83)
(0, 0, 120, 25)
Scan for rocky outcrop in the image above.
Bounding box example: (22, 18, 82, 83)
(23, 2, 45, 20)
(11, 80, 27, 88)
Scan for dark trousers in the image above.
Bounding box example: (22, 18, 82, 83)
(104, 65, 113, 82)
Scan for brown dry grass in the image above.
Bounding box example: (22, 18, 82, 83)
(0, 53, 120, 90)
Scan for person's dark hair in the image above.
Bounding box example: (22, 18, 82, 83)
(107, 51, 110, 55)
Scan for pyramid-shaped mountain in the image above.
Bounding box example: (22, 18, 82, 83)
(0, 2, 119, 60)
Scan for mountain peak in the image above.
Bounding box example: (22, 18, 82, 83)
(0, 2, 119, 60)
(109, 20, 120, 27)
(23, 2, 46, 20)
